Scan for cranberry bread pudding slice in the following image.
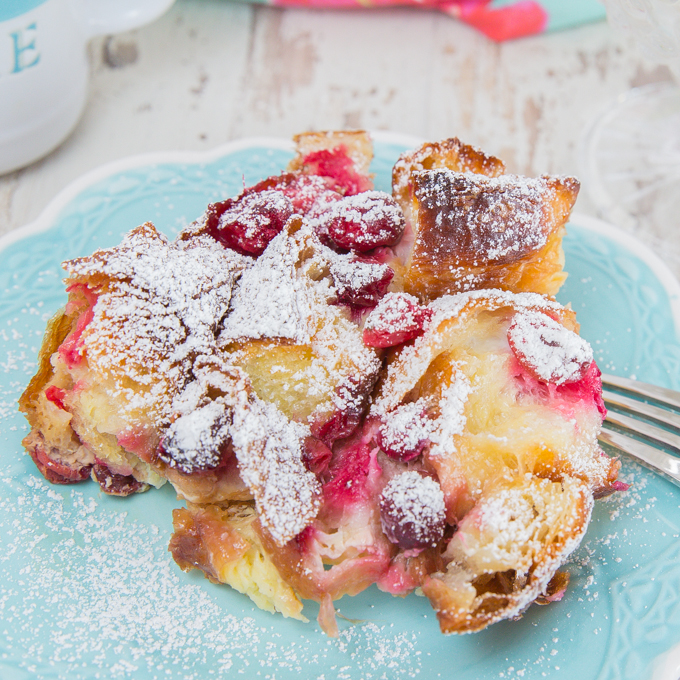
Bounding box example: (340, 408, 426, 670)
(19, 130, 626, 638)
(390, 138, 577, 300)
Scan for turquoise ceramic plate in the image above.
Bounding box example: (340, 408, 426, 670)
(2, 134, 680, 680)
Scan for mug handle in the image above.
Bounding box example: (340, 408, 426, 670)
(73, 0, 177, 39)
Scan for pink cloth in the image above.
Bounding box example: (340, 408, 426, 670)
(264, 0, 604, 42)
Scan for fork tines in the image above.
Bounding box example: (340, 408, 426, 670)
(600, 373, 680, 487)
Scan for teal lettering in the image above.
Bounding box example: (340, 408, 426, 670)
(11, 22, 40, 74)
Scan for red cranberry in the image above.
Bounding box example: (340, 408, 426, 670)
(555, 360, 607, 420)
(246, 173, 343, 215)
(204, 190, 294, 256)
(507, 311, 593, 385)
(314, 374, 379, 446)
(323, 440, 373, 507)
(302, 437, 333, 476)
(330, 258, 394, 309)
(58, 307, 94, 369)
(92, 463, 145, 496)
(45, 386, 67, 411)
(280, 174, 343, 214)
(30, 445, 91, 484)
(379, 471, 446, 550)
(314, 192, 405, 253)
(363, 293, 433, 348)
(377, 402, 431, 462)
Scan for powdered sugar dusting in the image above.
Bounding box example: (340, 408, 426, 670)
(454, 478, 592, 577)
(313, 190, 405, 251)
(329, 255, 391, 295)
(373, 345, 429, 419)
(230, 391, 321, 545)
(363, 292, 432, 347)
(0, 468, 425, 679)
(379, 401, 432, 456)
(160, 399, 230, 472)
(508, 311, 594, 385)
(219, 221, 382, 424)
(377, 364, 470, 461)
(64, 224, 249, 422)
(367, 292, 421, 330)
(372, 339, 436, 417)
(428, 290, 565, 328)
(380, 471, 446, 548)
(429, 369, 472, 457)
(392, 138, 506, 200)
(220, 226, 316, 344)
(221, 219, 392, 341)
(473, 486, 552, 569)
(219, 189, 293, 244)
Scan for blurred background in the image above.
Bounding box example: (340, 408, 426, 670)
(0, 0, 675, 269)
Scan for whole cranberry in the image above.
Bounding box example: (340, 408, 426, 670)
(315, 191, 405, 253)
(379, 471, 446, 550)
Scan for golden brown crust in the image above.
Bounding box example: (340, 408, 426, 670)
(421, 478, 592, 634)
(392, 137, 506, 209)
(18, 308, 76, 423)
(389, 137, 577, 302)
(401, 172, 578, 301)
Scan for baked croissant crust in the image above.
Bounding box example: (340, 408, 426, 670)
(390, 138, 578, 301)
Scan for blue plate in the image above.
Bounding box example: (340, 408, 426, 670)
(2, 134, 680, 680)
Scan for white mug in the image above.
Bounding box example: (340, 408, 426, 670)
(0, 0, 176, 175)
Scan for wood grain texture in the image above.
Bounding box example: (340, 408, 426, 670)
(0, 0, 674, 271)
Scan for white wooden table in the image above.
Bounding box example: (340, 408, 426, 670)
(0, 0, 674, 270)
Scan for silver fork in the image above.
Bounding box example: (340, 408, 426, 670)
(599, 373, 680, 486)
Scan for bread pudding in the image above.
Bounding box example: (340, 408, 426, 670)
(19, 130, 624, 636)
